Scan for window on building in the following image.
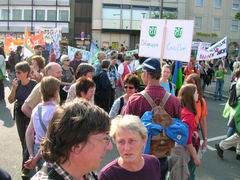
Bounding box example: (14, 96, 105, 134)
(1, 9, 8, 20)
(163, 8, 177, 19)
(24, 9, 32, 21)
(232, 0, 240, 10)
(12, 9, 22, 20)
(150, 6, 160, 19)
(213, 17, 220, 30)
(132, 6, 149, 29)
(47, 10, 56, 21)
(214, 0, 222, 8)
(102, 5, 121, 29)
(195, 16, 202, 29)
(59, 10, 69, 21)
(122, 5, 131, 29)
(195, 0, 203, 7)
(231, 20, 239, 31)
(36, 10, 45, 21)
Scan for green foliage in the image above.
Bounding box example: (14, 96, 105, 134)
(236, 12, 240, 20)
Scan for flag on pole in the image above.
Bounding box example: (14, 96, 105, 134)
(24, 27, 34, 58)
(172, 61, 183, 91)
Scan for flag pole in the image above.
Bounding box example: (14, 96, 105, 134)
(160, 19, 167, 67)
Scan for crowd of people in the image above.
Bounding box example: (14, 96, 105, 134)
(0, 43, 239, 180)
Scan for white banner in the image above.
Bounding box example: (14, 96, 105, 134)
(139, 19, 194, 62)
(164, 20, 194, 62)
(192, 41, 211, 50)
(196, 37, 227, 61)
(68, 46, 91, 62)
(139, 19, 165, 58)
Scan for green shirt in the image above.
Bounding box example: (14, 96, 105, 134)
(215, 70, 225, 80)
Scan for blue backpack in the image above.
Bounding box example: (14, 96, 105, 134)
(141, 91, 189, 155)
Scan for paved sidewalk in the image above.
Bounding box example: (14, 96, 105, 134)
(205, 72, 232, 99)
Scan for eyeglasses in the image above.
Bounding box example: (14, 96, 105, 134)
(64, 59, 70, 61)
(124, 85, 135, 90)
(90, 134, 112, 147)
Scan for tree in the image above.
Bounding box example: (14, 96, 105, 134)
(236, 12, 240, 20)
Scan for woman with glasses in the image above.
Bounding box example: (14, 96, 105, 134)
(60, 55, 75, 104)
(109, 74, 140, 118)
(8, 61, 37, 179)
(99, 115, 161, 180)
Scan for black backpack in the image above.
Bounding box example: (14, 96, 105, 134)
(228, 82, 239, 108)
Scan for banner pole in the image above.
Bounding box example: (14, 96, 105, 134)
(160, 19, 167, 67)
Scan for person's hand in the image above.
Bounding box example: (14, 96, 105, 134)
(194, 158, 201, 167)
(24, 157, 37, 170)
(201, 139, 207, 149)
(12, 78, 18, 89)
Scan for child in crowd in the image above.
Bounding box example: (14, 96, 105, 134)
(169, 84, 200, 180)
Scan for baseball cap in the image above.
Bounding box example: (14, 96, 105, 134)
(142, 58, 161, 73)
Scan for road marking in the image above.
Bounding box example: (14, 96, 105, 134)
(207, 135, 227, 142)
(200, 135, 227, 151)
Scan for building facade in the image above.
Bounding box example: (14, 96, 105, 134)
(71, 0, 238, 50)
(0, 0, 70, 35)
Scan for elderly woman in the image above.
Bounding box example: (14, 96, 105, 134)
(99, 115, 161, 180)
(109, 74, 140, 118)
(8, 61, 37, 178)
(76, 77, 95, 101)
(60, 55, 75, 103)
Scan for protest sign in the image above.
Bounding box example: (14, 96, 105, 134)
(196, 37, 227, 61)
(68, 46, 91, 63)
(139, 19, 165, 58)
(139, 19, 194, 62)
(125, 49, 139, 57)
(4, 35, 24, 54)
(192, 41, 211, 50)
(35, 27, 62, 59)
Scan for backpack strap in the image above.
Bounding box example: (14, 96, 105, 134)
(169, 82, 172, 93)
(160, 91, 171, 107)
(118, 96, 125, 114)
(141, 90, 171, 108)
(38, 105, 47, 133)
(141, 91, 157, 108)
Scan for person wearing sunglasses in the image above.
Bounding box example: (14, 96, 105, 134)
(8, 61, 37, 179)
(109, 74, 140, 118)
(60, 55, 75, 104)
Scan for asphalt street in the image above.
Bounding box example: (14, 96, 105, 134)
(1, 77, 240, 180)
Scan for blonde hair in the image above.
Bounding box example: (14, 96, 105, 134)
(110, 115, 147, 142)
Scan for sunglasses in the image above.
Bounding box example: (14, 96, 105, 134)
(124, 85, 134, 90)
(64, 59, 70, 61)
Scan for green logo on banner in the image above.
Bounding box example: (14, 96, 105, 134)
(149, 26, 157, 37)
(174, 27, 183, 38)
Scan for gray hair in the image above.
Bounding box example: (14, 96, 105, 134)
(110, 115, 147, 142)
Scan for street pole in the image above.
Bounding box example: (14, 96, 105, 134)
(160, 0, 163, 19)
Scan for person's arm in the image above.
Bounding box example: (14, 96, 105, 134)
(8, 79, 18, 104)
(186, 144, 200, 166)
(109, 98, 121, 118)
(200, 117, 207, 149)
(25, 119, 35, 159)
(21, 85, 39, 118)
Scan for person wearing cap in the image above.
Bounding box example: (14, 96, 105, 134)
(124, 58, 181, 180)
(66, 63, 95, 103)
(60, 55, 75, 104)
